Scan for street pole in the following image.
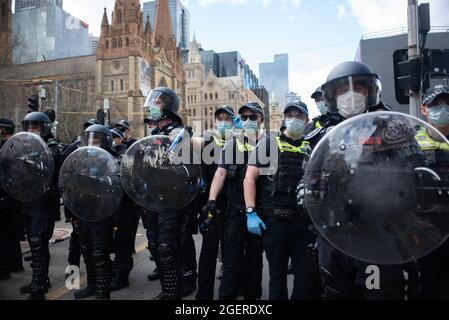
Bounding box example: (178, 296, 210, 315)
(39, 85, 46, 112)
(408, 0, 421, 117)
(53, 80, 59, 139)
(103, 98, 110, 128)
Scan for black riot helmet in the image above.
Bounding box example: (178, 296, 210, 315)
(322, 61, 382, 118)
(81, 124, 113, 150)
(21, 112, 52, 138)
(83, 118, 100, 130)
(0, 118, 15, 134)
(143, 87, 181, 123)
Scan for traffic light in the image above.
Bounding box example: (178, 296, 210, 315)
(393, 49, 430, 105)
(96, 109, 105, 125)
(27, 94, 40, 112)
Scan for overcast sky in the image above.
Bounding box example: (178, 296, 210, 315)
(16, 0, 449, 116)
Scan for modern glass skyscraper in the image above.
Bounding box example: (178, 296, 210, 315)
(15, 0, 63, 12)
(143, 0, 190, 50)
(13, 0, 90, 64)
(259, 53, 289, 107)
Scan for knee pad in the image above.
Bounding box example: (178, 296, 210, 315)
(29, 235, 46, 253)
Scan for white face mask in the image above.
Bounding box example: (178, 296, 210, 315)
(337, 90, 366, 118)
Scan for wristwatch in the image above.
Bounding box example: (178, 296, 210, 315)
(246, 207, 256, 214)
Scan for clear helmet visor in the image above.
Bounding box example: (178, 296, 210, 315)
(81, 132, 107, 148)
(323, 75, 382, 116)
(142, 91, 174, 113)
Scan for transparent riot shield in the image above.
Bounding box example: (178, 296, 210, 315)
(59, 146, 123, 222)
(120, 134, 202, 212)
(304, 111, 449, 265)
(0, 132, 54, 202)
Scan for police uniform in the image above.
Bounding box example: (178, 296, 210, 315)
(146, 121, 188, 299)
(218, 133, 263, 300)
(196, 131, 229, 300)
(252, 132, 320, 300)
(415, 127, 449, 299)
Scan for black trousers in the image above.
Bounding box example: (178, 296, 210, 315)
(22, 197, 55, 294)
(68, 218, 81, 267)
(179, 212, 197, 284)
(78, 219, 113, 300)
(112, 197, 140, 281)
(0, 201, 23, 274)
(263, 216, 319, 300)
(196, 211, 224, 300)
(219, 207, 263, 300)
(146, 210, 181, 299)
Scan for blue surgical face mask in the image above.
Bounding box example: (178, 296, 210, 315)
(429, 104, 449, 128)
(242, 120, 259, 133)
(285, 118, 305, 136)
(149, 106, 163, 122)
(316, 101, 328, 115)
(217, 121, 233, 136)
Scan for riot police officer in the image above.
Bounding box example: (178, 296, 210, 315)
(244, 102, 320, 300)
(206, 102, 265, 300)
(109, 127, 141, 292)
(304, 87, 327, 135)
(143, 87, 189, 300)
(63, 119, 100, 277)
(18, 112, 63, 300)
(299, 61, 417, 300)
(0, 118, 23, 280)
(196, 105, 236, 300)
(115, 120, 137, 149)
(416, 84, 449, 299)
(72, 125, 117, 300)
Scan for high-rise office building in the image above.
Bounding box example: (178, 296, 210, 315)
(259, 53, 289, 107)
(13, 0, 91, 63)
(143, 0, 190, 49)
(15, 0, 63, 12)
(89, 35, 99, 55)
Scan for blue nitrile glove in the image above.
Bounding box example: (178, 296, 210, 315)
(246, 212, 266, 237)
(232, 115, 243, 129)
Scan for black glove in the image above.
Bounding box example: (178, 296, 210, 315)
(199, 200, 217, 233)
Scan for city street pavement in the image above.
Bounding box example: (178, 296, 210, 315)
(0, 218, 294, 300)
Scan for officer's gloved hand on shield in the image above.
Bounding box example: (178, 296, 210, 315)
(304, 111, 449, 265)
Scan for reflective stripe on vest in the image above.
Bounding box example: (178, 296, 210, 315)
(415, 127, 449, 151)
(212, 135, 226, 148)
(275, 137, 310, 154)
(236, 139, 255, 152)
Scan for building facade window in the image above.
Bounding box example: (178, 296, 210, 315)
(111, 80, 115, 92)
(204, 94, 207, 100)
(117, 10, 122, 23)
(105, 40, 109, 49)
(210, 93, 213, 100)
(126, 37, 129, 46)
(215, 93, 218, 99)
(193, 109, 196, 116)
(120, 79, 124, 91)
(112, 38, 117, 48)
(118, 38, 122, 48)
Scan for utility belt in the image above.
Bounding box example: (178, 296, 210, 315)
(262, 206, 303, 220)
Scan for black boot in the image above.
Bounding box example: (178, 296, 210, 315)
(74, 286, 96, 299)
(147, 267, 160, 281)
(27, 292, 46, 300)
(19, 277, 51, 295)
